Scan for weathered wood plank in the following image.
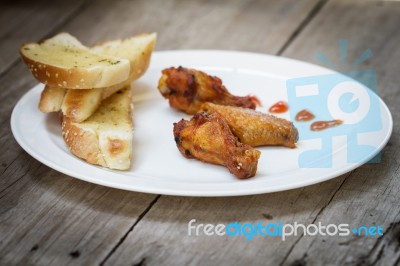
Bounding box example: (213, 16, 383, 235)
(0, 0, 91, 222)
(0, 0, 88, 76)
(104, 0, 400, 265)
(278, 0, 400, 265)
(0, 0, 321, 265)
(59, 0, 318, 54)
(104, 178, 349, 266)
(281, 157, 400, 266)
(0, 154, 157, 265)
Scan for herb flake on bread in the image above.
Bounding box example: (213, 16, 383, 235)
(61, 87, 133, 170)
(20, 33, 131, 89)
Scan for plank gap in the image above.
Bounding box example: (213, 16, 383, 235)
(0, 0, 92, 79)
(278, 171, 351, 266)
(277, 0, 329, 56)
(98, 195, 161, 266)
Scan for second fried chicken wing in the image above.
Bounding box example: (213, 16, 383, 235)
(201, 102, 299, 148)
(173, 112, 261, 179)
(158, 66, 260, 114)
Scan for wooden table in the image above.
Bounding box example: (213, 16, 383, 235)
(1, 0, 399, 265)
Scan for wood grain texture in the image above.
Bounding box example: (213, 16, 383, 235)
(104, 177, 349, 266)
(1, 0, 400, 265)
(0, 0, 88, 76)
(279, 0, 400, 264)
(57, 0, 319, 53)
(0, 157, 157, 265)
(104, 0, 400, 265)
(0, 0, 321, 265)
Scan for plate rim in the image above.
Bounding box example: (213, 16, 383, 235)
(11, 50, 394, 196)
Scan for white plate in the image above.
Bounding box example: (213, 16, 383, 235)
(11, 50, 393, 196)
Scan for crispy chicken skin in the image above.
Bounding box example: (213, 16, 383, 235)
(158, 66, 260, 114)
(201, 103, 299, 148)
(173, 112, 261, 179)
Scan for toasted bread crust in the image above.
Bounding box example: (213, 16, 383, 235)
(61, 87, 133, 170)
(122, 33, 155, 81)
(20, 54, 129, 89)
(20, 33, 131, 89)
(92, 33, 157, 82)
(39, 86, 66, 112)
(37, 33, 156, 123)
(61, 89, 103, 122)
(61, 115, 107, 167)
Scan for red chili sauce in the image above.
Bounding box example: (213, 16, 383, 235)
(269, 101, 288, 113)
(310, 120, 343, 131)
(295, 109, 315, 122)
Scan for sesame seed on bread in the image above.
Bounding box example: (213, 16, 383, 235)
(20, 32, 131, 89)
(37, 33, 156, 122)
(61, 87, 133, 170)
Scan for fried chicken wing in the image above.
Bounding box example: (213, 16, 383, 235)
(201, 102, 299, 148)
(173, 112, 261, 179)
(158, 66, 260, 114)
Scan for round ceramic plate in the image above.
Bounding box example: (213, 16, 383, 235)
(11, 50, 393, 196)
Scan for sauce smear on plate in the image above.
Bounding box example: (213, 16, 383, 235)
(311, 120, 343, 131)
(295, 109, 315, 121)
(269, 101, 288, 113)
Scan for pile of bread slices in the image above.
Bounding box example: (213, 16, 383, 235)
(19, 32, 157, 170)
